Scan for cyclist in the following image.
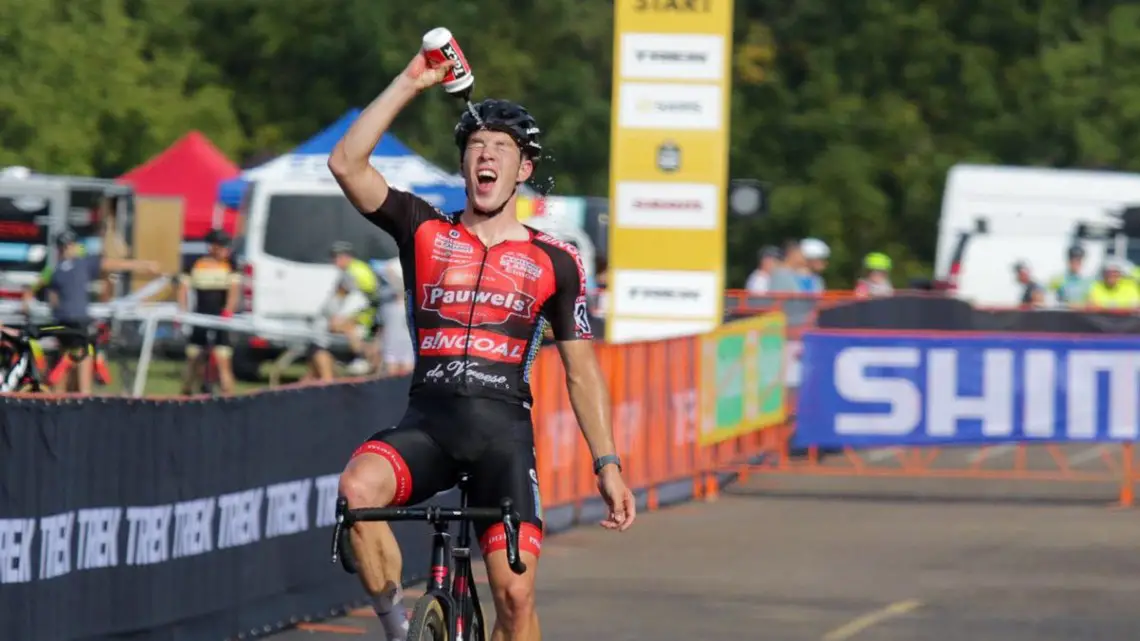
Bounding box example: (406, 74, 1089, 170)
(329, 53, 635, 641)
(177, 229, 240, 395)
(23, 229, 157, 393)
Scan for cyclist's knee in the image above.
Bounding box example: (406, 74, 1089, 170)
(491, 573, 536, 626)
(339, 459, 396, 508)
(340, 441, 413, 508)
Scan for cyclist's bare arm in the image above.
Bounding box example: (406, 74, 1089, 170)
(225, 274, 240, 314)
(328, 54, 455, 214)
(556, 340, 618, 461)
(101, 257, 158, 274)
(176, 276, 189, 312)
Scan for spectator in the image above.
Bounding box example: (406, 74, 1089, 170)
(590, 255, 609, 317)
(309, 242, 380, 380)
(177, 229, 240, 396)
(1049, 244, 1092, 307)
(1013, 260, 1044, 307)
(1087, 257, 1139, 309)
(371, 259, 414, 377)
(799, 238, 830, 293)
(23, 229, 157, 393)
(854, 252, 895, 298)
(769, 240, 806, 293)
(745, 246, 781, 294)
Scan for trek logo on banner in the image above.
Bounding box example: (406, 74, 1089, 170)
(794, 332, 1140, 448)
(0, 474, 341, 585)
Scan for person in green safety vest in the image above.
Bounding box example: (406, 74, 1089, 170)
(311, 241, 379, 380)
(1087, 257, 1140, 310)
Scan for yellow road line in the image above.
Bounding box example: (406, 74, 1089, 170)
(822, 599, 922, 641)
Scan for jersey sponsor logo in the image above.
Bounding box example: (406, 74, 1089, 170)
(573, 296, 593, 338)
(499, 252, 544, 281)
(424, 360, 510, 389)
(535, 232, 588, 293)
(422, 263, 536, 326)
(432, 232, 476, 260)
(418, 328, 528, 364)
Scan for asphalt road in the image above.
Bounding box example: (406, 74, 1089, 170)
(271, 456, 1140, 641)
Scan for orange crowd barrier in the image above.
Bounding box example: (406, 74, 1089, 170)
(527, 332, 770, 516)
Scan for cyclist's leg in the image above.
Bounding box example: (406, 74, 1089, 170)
(182, 328, 208, 394)
(339, 416, 458, 640)
(469, 435, 544, 641)
(211, 331, 236, 394)
(62, 322, 94, 394)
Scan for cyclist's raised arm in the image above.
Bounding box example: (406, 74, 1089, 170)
(328, 52, 455, 220)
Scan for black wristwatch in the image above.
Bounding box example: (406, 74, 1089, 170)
(593, 454, 622, 475)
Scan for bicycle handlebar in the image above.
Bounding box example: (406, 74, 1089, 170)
(331, 496, 528, 575)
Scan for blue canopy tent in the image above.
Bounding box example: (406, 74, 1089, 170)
(217, 109, 467, 211)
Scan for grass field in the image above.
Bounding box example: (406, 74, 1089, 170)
(96, 357, 311, 397)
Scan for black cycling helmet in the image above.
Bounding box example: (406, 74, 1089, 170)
(55, 229, 78, 247)
(454, 99, 542, 163)
(205, 229, 231, 246)
(1067, 244, 1085, 259)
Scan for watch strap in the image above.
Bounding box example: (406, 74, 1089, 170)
(593, 454, 622, 475)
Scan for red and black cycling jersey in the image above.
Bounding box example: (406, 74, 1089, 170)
(366, 188, 592, 408)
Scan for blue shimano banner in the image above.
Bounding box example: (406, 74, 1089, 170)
(794, 331, 1140, 448)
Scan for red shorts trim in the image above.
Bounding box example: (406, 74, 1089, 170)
(350, 441, 413, 506)
(479, 522, 543, 558)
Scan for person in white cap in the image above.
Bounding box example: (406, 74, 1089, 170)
(799, 237, 830, 293)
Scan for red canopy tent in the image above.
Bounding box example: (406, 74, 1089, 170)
(119, 131, 241, 240)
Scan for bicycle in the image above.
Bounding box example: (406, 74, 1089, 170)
(1, 324, 96, 393)
(330, 473, 528, 641)
(45, 319, 113, 391)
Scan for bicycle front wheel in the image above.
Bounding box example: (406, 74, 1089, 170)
(407, 594, 449, 641)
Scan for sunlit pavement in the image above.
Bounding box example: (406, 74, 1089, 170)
(273, 473, 1140, 640)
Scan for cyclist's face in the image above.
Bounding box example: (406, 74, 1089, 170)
(209, 243, 228, 259)
(463, 130, 533, 214)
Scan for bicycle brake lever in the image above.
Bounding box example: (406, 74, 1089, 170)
(499, 498, 527, 575)
(331, 496, 350, 564)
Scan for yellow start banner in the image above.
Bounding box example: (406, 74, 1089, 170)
(605, 0, 734, 344)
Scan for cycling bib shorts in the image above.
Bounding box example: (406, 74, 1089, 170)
(349, 188, 593, 557)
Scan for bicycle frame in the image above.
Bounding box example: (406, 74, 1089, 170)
(331, 476, 527, 641)
(1, 325, 93, 393)
(421, 483, 486, 641)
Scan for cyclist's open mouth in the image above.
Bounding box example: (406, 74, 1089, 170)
(475, 168, 498, 195)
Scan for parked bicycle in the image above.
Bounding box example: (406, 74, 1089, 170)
(0, 324, 96, 393)
(331, 473, 527, 641)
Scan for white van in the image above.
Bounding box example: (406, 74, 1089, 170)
(934, 164, 1140, 306)
(230, 178, 399, 379)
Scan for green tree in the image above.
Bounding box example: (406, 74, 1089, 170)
(0, 0, 243, 176)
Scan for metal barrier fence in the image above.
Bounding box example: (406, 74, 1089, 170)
(0, 277, 354, 396)
(714, 290, 1140, 508)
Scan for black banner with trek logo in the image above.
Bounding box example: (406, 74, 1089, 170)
(0, 378, 456, 641)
